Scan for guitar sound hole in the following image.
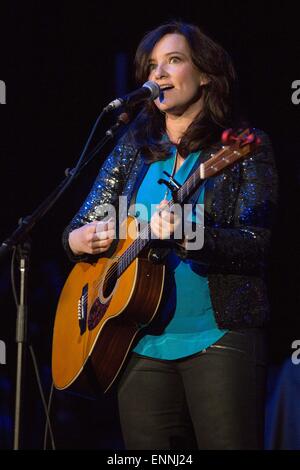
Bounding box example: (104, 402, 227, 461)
(102, 264, 118, 299)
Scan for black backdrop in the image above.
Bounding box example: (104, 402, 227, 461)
(0, 0, 299, 450)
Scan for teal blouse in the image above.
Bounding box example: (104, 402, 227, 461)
(133, 147, 227, 360)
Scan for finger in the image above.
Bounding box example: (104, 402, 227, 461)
(86, 221, 99, 234)
(157, 199, 169, 207)
(158, 215, 174, 238)
(160, 210, 174, 222)
(95, 230, 110, 241)
(151, 218, 169, 239)
(156, 199, 169, 210)
(90, 245, 110, 255)
(106, 217, 115, 228)
(98, 238, 113, 247)
(150, 223, 161, 239)
(96, 220, 108, 234)
(106, 229, 115, 239)
(91, 238, 113, 249)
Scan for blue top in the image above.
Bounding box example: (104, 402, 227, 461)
(133, 147, 227, 360)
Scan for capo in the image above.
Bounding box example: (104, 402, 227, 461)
(158, 171, 181, 201)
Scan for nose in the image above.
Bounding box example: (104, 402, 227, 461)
(153, 63, 168, 80)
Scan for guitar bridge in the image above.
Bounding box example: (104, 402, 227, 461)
(78, 284, 88, 335)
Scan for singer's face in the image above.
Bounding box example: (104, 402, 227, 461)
(148, 33, 207, 116)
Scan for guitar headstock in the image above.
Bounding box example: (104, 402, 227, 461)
(201, 128, 261, 179)
(221, 128, 261, 148)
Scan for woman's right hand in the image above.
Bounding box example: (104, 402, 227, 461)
(68, 219, 115, 255)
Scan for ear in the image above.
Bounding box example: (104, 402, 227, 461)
(199, 74, 210, 87)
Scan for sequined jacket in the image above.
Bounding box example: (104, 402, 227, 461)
(62, 125, 278, 329)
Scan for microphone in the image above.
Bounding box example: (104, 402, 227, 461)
(103, 81, 160, 113)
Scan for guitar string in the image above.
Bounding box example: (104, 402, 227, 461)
(81, 142, 244, 304)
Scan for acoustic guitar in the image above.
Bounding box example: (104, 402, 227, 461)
(52, 129, 260, 395)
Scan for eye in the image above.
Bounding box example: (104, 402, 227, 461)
(148, 63, 157, 73)
(169, 56, 181, 64)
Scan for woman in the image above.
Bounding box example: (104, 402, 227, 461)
(63, 22, 278, 449)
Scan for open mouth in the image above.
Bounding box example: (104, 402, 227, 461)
(159, 86, 174, 101)
(160, 85, 174, 92)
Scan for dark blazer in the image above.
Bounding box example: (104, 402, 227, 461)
(62, 125, 278, 329)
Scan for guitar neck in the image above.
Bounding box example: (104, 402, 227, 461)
(117, 160, 203, 276)
(117, 129, 257, 276)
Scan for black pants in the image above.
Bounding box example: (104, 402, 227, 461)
(117, 329, 267, 450)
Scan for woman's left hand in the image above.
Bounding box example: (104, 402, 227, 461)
(150, 199, 182, 241)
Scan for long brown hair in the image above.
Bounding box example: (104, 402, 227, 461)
(131, 21, 238, 162)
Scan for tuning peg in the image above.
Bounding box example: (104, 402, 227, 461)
(245, 132, 256, 144)
(222, 128, 261, 147)
(240, 131, 261, 146)
(221, 128, 234, 145)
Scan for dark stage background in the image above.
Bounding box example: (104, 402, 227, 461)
(0, 0, 299, 450)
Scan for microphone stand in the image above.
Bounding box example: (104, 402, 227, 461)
(0, 112, 127, 449)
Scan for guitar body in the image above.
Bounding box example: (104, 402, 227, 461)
(52, 216, 165, 394)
